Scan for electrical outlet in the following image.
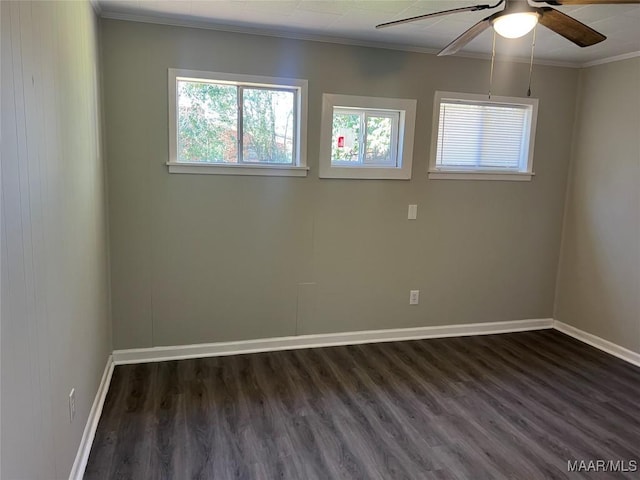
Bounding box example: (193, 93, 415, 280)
(409, 290, 419, 305)
(69, 388, 76, 423)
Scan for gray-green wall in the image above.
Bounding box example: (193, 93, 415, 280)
(555, 58, 640, 354)
(1, 1, 111, 478)
(101, 19, 579, 350)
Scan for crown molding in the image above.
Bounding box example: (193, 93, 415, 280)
(89, 0, 102, 16)
(451, 50, 579, 68)
(99, 11, 581, 68)
(580, 50, 640, 68)
(99, 11, 443, 56)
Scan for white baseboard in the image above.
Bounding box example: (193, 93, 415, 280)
(69, 354, 115, 480)
(553, 320, 640, 368)
(112, 318, 554, 365)
(73, 317, 639, 478)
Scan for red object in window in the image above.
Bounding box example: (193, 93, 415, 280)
(338, 136, 345, 148)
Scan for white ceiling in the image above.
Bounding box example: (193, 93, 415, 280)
(98, 0, 640, 65)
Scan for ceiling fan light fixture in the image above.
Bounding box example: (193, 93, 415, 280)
(492, 11, 539, 39)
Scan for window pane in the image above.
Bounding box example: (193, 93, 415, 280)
(436, 101, 529, 170)
(364, 115, 394, 165)
(177, 80, 238, 163)
(332, 111, 361, 164)
(242, 88, 294, 164)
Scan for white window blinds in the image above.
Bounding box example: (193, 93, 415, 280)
(435, 101, 532, 171)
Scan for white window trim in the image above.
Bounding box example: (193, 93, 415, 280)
(167, 68, 309, 177)
(428, 91, 538, 181)
(319, 93, 417, 180)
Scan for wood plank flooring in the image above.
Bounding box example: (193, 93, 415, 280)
(84, 330, 640, 479)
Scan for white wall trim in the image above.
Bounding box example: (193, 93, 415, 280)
(553, 320, 640, 368)
(428, 171, 534, 181)
(99, 11, 445, 57)
(69, 318, 640, 475)
(69, 355, 115, 480)
(110, 319, 640, 368)
(580, 51, 640, 68)
(89, 0, 102, 15)
(113, 318, 553, 365)
(98, 11, 580, 68)
(318, 93, 417, 180)
(166, 162, 310, 177)
(99, 10, 640, 69)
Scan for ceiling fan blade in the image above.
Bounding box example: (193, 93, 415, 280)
(376, 4, 495, 29)
(542, 0, 639, 4)
(437, 13, 497, 56)
(539, 7, 606, 46)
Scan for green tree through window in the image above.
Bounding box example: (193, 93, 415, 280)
(177, 80, 295, 164)
(331, 109, 397, 166)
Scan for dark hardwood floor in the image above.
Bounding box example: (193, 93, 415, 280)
(84, 330, 640, 479)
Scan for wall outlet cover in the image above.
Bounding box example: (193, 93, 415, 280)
(409, 290, 419, 305)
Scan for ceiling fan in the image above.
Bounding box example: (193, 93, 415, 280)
(376, 0, 640, 56)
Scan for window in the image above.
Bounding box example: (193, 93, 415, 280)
(429, 91, 538, 181)
(168, 69, 308, 176)
(319, 94, 417, 180)
(331, 109, 399, 167)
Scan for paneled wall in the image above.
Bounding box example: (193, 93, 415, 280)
(1, 1, 111, 478)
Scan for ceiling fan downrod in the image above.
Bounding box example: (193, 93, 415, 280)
(527, 25, 537, 97)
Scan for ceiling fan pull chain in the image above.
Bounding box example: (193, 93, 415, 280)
(527, 25, 537, 97)
(489, 30, 497, 100)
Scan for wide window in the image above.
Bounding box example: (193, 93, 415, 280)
(168, 69, 308, 176)
(319, 94, 417, 180)
(429, 91, 538, 181)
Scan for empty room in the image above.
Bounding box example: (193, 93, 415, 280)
(1, 0, 639, 478)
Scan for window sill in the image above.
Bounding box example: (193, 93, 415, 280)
(428, 170, 534, 181)
(167, 162, 309, 177)
(320, 165, 412, 180)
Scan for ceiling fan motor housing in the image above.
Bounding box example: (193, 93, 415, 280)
(492, 1, 542, 38)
